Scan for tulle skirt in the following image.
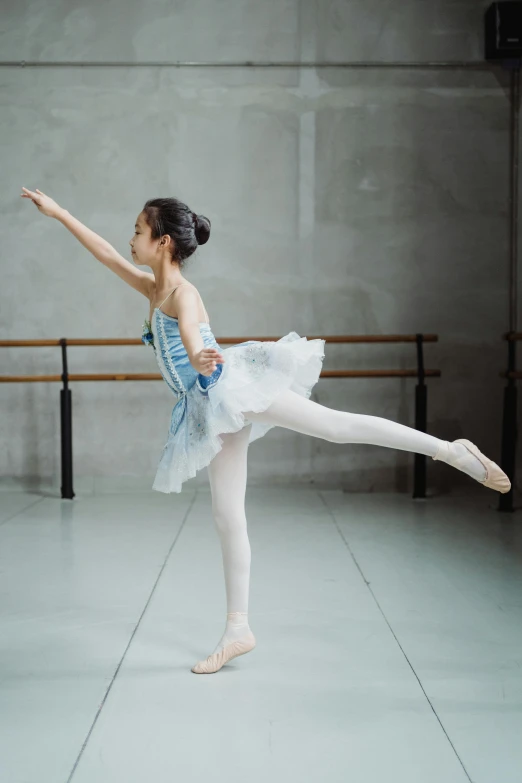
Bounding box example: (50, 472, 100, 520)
(152, 331, 326, 493)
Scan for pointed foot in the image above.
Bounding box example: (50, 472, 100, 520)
(191, 633, 256, 674)
(454, 439, 511, 494)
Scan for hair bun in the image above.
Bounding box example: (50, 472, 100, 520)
(194, 213, 211, 246)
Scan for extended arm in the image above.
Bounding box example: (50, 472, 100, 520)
(56, 208, 116, 264)
(20, 187, 153, 298)
(56, 209, 154, 297)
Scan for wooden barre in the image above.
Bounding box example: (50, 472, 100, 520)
(0, 334, 439, 348)
(0, 369, 442, 383)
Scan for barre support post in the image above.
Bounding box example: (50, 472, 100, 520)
(413, 334, 427, 499)
(499, 334, 517, 513)
(60, 338, 75, 500)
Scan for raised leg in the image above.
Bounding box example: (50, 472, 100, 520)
(244, 388, 488, 483)
(244, 388, 442, 455)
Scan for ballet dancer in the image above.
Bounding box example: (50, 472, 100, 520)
(21, 187, 511, 675)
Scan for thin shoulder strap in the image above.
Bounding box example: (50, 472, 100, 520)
(157, 282, 190, 310)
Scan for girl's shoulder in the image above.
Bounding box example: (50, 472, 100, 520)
(154, 280, 209, 322)
(150, 279, 196, 301)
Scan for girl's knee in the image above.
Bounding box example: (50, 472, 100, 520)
(322, 409, 347, 443)
(212, 508, 247, 534)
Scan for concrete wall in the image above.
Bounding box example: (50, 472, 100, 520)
(0, 1, 518, 497)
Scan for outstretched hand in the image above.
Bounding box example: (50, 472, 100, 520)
(20, 187, 62, 218)
(193, 347, 226, 377)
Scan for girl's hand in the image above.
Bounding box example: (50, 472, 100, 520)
(20, 187, 62, 218)
(193, 347, 225, 377)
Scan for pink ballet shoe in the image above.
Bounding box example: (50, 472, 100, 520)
(191, 632, 256, 674)
(454, 438, 511, 494)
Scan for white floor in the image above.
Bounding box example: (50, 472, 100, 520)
(1, 486, 521, 783)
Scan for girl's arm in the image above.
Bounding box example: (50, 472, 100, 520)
(56, 208, 117, 264)
(21, 187, 154, 298)
(56, 208, 154, 297)
(175, 286, 225, 375)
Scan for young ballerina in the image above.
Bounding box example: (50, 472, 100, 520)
(21, 187, 511, 675)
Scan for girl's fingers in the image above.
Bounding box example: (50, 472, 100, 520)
(21, 187, 40, 199)
(205, 349, 224, 360)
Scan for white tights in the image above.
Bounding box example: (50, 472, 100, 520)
(205, 388, 485, 654)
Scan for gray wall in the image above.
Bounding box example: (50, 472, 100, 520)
(1, 1, 518, 497)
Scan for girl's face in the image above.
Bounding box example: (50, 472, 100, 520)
(130, 212, 167, 266)
(129, 213, 150, 265)
(130, 212, 175, 267)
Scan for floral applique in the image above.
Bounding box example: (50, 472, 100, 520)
(142, 319, 155, 349)
(227, 342, 269, 379)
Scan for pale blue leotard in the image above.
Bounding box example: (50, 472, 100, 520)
(142, 284, 326, 493)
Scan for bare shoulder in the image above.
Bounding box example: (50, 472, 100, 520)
(173, 281, 201, 309)
(173, 281, 208, 321)
(170, 280, 205, 301)
(176, 281, 200, 296)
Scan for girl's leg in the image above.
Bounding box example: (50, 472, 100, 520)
(244, 389, 487, 482)
(204, 423, 254, 658)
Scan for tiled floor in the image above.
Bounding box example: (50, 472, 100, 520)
(0, 487, 521, 783)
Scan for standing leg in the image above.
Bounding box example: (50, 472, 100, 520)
(244, 389, 489, 483)
(191, 423, 256, 674)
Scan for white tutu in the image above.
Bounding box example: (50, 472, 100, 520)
(152, 331, 326, 493)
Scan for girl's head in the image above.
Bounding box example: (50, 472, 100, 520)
(130, 197, 211, 269)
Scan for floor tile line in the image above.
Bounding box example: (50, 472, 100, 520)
(65, 490, 198, 783)
(318, 491, 473, 783)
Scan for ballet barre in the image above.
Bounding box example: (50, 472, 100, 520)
(499, 331, 520, 513)
(0, 332, 442, 500)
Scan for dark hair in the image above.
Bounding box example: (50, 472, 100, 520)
(141, 197, 211, 267)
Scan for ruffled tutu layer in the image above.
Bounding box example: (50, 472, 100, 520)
(152, 331, 326, 493)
